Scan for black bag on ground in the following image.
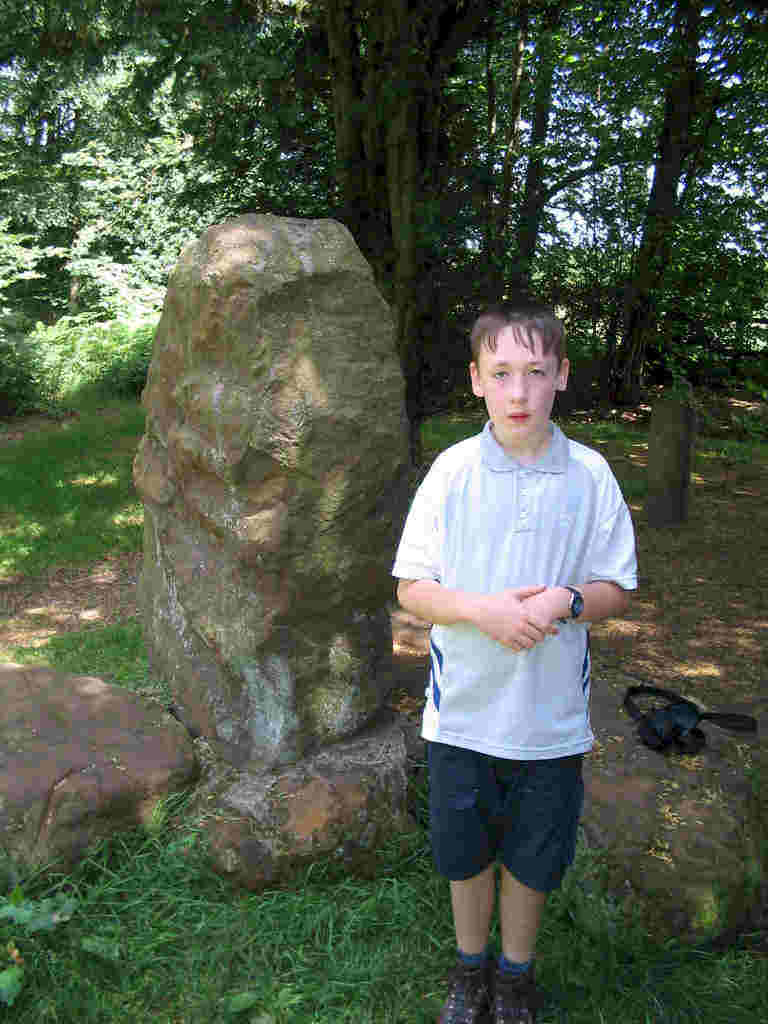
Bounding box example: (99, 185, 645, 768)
(623, 685, 757, 755)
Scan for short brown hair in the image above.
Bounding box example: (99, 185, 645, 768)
(470, 306, 566, 365)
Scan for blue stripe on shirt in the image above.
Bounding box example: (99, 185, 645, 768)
(430, 637, 443, 711)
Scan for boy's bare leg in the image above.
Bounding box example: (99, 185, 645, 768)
(449, 863, 496, 955)
(499, 865, 547, 962)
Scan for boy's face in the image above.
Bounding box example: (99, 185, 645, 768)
(469, 326, 569, 458)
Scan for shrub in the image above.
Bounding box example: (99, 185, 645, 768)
(29, 315, 158, 406)
(0, 331, 41, 418)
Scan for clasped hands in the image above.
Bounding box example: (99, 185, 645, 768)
(470, 584, 568, 652)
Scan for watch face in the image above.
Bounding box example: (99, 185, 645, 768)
(570, 589, 584, 618)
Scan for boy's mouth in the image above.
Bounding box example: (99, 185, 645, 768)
(507, 413, 530, 421)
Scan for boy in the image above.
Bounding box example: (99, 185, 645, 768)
(393, 307, 637, 1024)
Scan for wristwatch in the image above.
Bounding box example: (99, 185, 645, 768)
(564, 585, 584, 620)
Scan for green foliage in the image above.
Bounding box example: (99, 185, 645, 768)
(0, 334, 41, 416)
(0, 216, 59, 414)
(692, 391, 768, 443)
(0, 217, 66, 297)
(0, 891, 77, 932)
(2, 0, 768, 407)
(29, 315, 157, 406)
(1, 46, 215, 325)
(60, 131, 216, 319)
(1, 307, 157, 416)
(0, 891, 77, 1006)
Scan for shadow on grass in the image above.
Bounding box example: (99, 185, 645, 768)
(0, 402, 145, 579)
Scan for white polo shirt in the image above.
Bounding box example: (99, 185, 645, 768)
(392, 421, 638, 759)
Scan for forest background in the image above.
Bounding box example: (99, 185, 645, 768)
(1, 0, 768, 448)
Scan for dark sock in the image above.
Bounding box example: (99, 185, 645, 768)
(498, 953, 532, 977)
(457, 948, 491, 968)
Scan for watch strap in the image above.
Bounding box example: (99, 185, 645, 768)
(564, 585, 584, 619)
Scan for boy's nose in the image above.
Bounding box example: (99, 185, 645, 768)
(507, 375, 528, 401)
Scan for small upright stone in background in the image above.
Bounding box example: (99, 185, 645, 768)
(647, 394, 696, 527)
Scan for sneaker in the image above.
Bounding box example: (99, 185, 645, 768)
(437, 960, 494, 1024)
(492, 964, 544, 1024)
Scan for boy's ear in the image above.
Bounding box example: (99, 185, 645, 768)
(469, 361, 484, 397)
(555, 358, 570, 391)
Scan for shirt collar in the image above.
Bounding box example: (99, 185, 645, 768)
(479, 420, 568, 474)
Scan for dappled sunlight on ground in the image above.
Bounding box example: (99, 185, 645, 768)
(591, 458, 768, 707)
(112, 508, 143, 527)
(68, 473, 119, 487)
(0, 553, 140, 651)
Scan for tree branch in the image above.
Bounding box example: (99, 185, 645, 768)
(542, 149, 639, 203)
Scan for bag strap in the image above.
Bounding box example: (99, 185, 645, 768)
(699, 711, 758, 733)
(623, 685, 700, 723)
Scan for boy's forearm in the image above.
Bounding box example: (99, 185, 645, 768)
(397, 579, 630, 627)
(396, 579, 554, 652)
(396, 578, 479, 627)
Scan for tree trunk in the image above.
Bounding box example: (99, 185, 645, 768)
(510, 4, 562, 298)
(483, 7, 528, 304)
(325, 1, 394, 286)
(616, 0, 704, 404)
(325, 0, 497, 462)
(600, 306, 620, 406)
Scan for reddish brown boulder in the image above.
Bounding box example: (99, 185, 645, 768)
(0, 663, 199, 873)
(197, 717, 409, 889)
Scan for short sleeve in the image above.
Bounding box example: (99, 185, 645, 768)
(392, 471, 443, 583)
(587, 496, 638, 590)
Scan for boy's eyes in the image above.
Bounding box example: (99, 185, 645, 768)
(493, 368, 546, 379)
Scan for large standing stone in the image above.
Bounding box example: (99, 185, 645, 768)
(0, 664, 199, 874)
(134, 215, 410, 768)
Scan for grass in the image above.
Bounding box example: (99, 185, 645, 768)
(3, 618, 171, 703)
(1, 397, 768, 1021)
(3, 821, 766, 1023)
(0, 401, 145, 579)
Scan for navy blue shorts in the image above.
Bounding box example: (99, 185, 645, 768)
(427, 741, 584, 892)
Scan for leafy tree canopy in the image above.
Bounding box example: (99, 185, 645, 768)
(1, 0, 767, 418)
